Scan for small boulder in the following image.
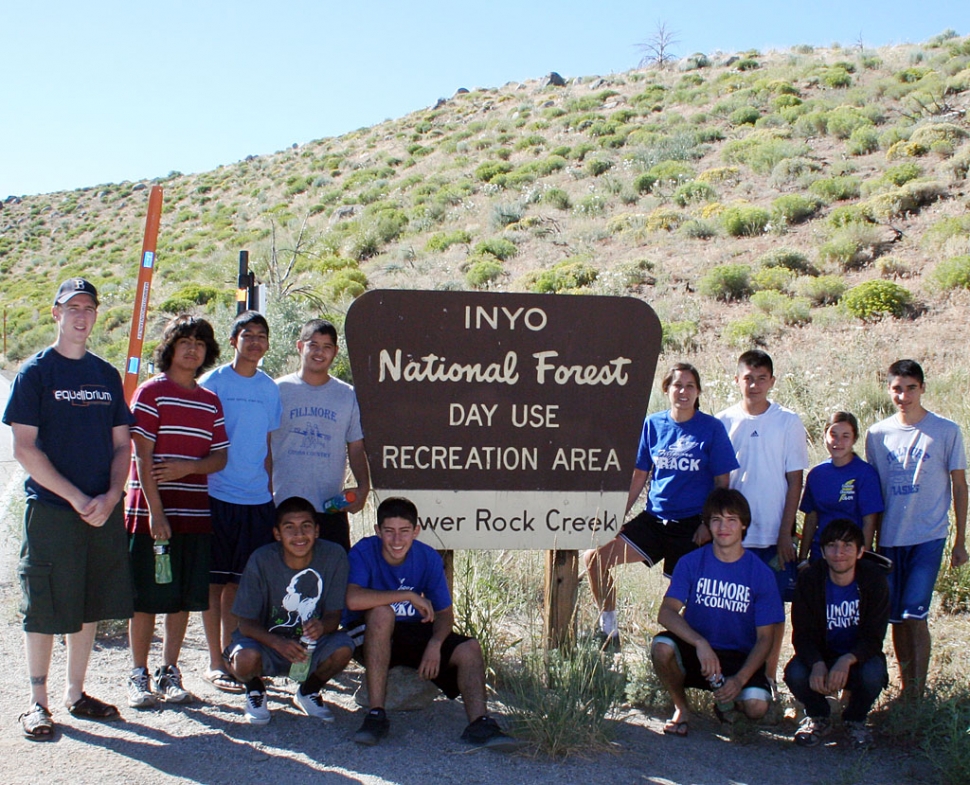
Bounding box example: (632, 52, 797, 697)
(132, 183, 147, 191)
(546, 71, 566, 87)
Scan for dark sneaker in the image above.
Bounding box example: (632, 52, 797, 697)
(154, 664, 192, 704)
(794, 716, 832, 747)
(127, 667, 155, 709)
(354, 708, 390, 746)
(844, 720, 874, 749)
(460, 716, 525, 752)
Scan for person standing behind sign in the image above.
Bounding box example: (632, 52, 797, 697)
(272, 319, 370, 552)
(584, 363, 739, 649)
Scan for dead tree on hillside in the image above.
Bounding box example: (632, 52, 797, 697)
(637, 21, 679, 69)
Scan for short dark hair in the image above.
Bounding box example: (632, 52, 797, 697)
(377, 497, 418, 527)
(661, 362, 702, 411)
(888, 359, 924, 386)
(154, 315, 220, 377)
(737, 349, 773, 377)
(820, 518, 864, 550)
(702, 488, 751, 534)
(275, 496, 317, 525)
(824, 411, 860, 442)
(230, 310, 269, 341)
(299, 319, 338, 344)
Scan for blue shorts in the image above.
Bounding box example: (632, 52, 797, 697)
(227, 630, 354, 678)
(880, 539, 946, 623)
(748, 545, 797, 604)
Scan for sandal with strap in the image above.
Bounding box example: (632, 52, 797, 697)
(203, 669, 245, 693)
(21, 703, 55, 741)
(67, 693, 120, 720)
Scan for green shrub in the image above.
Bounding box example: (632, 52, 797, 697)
(769, 156, 822, 188)
(647, 160, 695, 185)
(772, 194, 822, 224)
(543, 187, 571, 210)
(794, 274, 847, 305)
(864, 179, 945, 219)
(809, 176, 862, 201)
(697, 166, 740, 185)
(474, 237, 518, 261)
(822, 66, 853, 88)
(527, 259, 598, 293)
(633, 173, 657, 194)
(923, 215, 970, 250)
(883, 162, 923, 186)
(425, 229, 472, 252)
(699, 264, 752, 301)
(326, 269, 368, 300)
(757, 247, 814, 274)
(736, 58, 760, 71)
(491, 202, 525, 227)
(465, 259, 505, 288)
(661, 320, 699, 352)
(843, 280, 913, 320)
(826, 106, 873, 139)
(931, 255, 970, 290)
(515, 134, 546, 151)
(847, 126, 880, 155)
(722, 130, 812, 175)
(721, 204, 770, 236)
(751, 267, 795, 292)
(673, 181, 717, 206)
(678, 218, 719, 239)
(586, 158, 613, 176)
(730, 106, 761, 126)
(159, 284, 219, 312)
(475, 160, 514, 182)
(574, 194, 608, 214)
(645, 207, 683, 232)
(723, 314, 775, 347)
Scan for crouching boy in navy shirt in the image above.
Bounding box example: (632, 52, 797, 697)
(784, 519, 889, 749)
(652, 488, 784, 736)
(344, 497, 520, 750)
(227, 496, 354, 725)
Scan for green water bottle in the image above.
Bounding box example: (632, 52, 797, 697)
(288, 635, 316, 683)
(154, 539, 172, 584)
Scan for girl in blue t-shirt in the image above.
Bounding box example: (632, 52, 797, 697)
(798, 411, 883, 563)
(584, 363, 739, 647)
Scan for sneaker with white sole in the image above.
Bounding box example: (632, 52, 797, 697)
(293, 689, 335, 722)
(794, 716, 832, 747)
(127, 667, 156, 709)
(244, 690, 271, 725)
(154, 664, 192, 704)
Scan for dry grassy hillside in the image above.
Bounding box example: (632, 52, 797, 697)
(2, 31, 969, 436)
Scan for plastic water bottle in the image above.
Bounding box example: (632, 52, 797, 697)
(153, 539, 172, 584)
(288, 636, 316, 683)
(322, 490, 357, 514)
(708, 673, 734, 713)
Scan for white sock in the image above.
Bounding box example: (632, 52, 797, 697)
(599, 611, 618, 635)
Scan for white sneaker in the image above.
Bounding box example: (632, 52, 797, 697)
(244, 690, 271, 725)
(154, 664, 192, 704)
(127, 667, 156, 709)
(293, 689, 335, 722)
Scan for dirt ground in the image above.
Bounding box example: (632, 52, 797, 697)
(0, 383, 932, 784)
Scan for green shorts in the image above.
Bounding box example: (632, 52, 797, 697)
(19, 499, 134, 634)
(129, 532, 211, 614)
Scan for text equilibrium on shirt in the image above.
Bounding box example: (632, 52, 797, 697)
(346, 290, 662, 549)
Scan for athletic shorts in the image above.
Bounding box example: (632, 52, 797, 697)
(748, 545, 798, 604)
(209, 497, 276, 584)
(129, 532, 211, 614)
(880, 539, 946, 623)
(315, 510, 350, 552)
(618, 511, 702, 578)
(352, 620, 472, 699)
(19, 499, 133, 634)
(226, 630, 354, 678)
(652, 630, 772, 702)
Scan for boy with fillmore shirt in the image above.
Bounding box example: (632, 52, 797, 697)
(199, 311, 282, 693)
(716, 349, 808, 687)
(344, 497, 519, 750)
(865, 359, 967, 700)
(125, 316, 228, 708)
(784, 520, 889, 749)
(652, 488, 784, 735)
(226, 496, 353, 725)
(4, 279, 134, 740)
(272, 319, 370, 551)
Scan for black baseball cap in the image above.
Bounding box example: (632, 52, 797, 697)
(54, 278, 99, 307)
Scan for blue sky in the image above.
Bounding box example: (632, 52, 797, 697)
(1, 1, 966, 197)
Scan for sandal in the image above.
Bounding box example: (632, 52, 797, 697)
(21, 703, 54, 741)
(662, 719, 689, 737)
(66, 693, 120, 720)
(203, 669, 244, 693)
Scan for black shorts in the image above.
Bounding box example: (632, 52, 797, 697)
(209, 497, 276, 584)
(129, 532, 211, 614)
(315, 510, 350, 552)
(353, 621, 472, 699)
(652, 630, 772, 701)
(619, 511, 702, 578)
(19, 499, 133, 634)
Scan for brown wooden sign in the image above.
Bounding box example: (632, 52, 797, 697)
(346, 290, 662, 549)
